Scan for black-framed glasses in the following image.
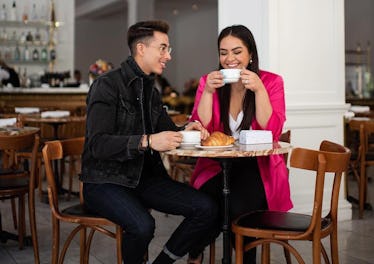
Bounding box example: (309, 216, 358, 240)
(150, 45, 172, 55)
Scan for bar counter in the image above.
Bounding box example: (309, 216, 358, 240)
(0, 86, 89, 112)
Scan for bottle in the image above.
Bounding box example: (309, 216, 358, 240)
(9, 1, 17, 21)
(34, 29, 41, 44)
(50, 1, 56, 26)
(41, 47, 48, 61)
(32, 48, 39, 61)
(31, 3, 38, 21)
(14, 45, 21, 61)
(50, 47, 56, 61)
(26, 31, 33, 42)
(0, 4, 7, 21)
(24, 45, 30, 61)
(22, 4, 28, 22)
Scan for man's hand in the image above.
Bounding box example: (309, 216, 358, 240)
(150, 131, 183, 151)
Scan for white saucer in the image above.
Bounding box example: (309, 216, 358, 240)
(180, 142, 201, 149)
(195, 144, 234, 150)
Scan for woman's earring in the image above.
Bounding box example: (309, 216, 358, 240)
(249, 59, 253, 64)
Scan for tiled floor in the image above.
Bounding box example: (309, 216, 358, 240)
(0, 174, 373, 263)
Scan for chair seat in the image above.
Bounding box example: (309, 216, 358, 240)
(62, 204, 104, 218)
(235, 210, 331, 232)
(0, 177, 29, 189)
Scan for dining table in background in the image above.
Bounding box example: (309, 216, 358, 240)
(164, 141, 292, 264)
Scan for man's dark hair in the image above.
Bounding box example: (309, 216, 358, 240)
(127, 20, 169, 55)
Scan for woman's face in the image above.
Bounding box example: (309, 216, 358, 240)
(219, 35, 251, 69)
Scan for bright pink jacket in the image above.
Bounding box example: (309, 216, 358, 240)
(190, 70, 293, 211)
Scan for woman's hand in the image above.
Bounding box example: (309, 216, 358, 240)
(240, 69, 265, 93)
(205, 70, 225, 93)
(184, 120, 210, 140)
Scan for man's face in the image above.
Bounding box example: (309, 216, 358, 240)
(136, 31, 172, 75)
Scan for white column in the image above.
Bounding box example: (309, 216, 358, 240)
(127, 0, 154, 26)
(218, 0, 351, 220)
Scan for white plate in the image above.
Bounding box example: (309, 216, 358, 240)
(195, 144, 234, 150)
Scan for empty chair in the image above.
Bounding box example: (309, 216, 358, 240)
(42, 137, 124, 264)
(232, 140, 351, 264)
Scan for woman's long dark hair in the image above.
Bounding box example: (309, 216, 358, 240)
(217, 25, 259, 135)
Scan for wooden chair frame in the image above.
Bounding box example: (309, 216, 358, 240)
(232, 140, 351, 264)
(0, 132, 40, 264)
(42, 137, 123, 264)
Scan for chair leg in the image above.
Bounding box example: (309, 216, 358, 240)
(359, 160, 366, 219)
(283, 243, 292, 264)
(51, 217, 60, 264)
(235, 234, 244, 264)
(28, 189, 40, 264)
(18, 195, 25, 249)
(330, 229, 339, 264)
(11, 198, 17, 229)
(209, 241, 215, 264)
(116, 225, 123, 264)
(80, 228, 87, 264)
(261, 243, 270, 264)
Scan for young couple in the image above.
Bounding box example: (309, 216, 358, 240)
(81, 20, 292, 264)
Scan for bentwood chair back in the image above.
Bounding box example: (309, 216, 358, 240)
(0, 132, 40, 264)
(232, 140, 351, 264)
(42, 137, 123, 264)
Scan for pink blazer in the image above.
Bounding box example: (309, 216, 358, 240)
(190, 70, 293, 211)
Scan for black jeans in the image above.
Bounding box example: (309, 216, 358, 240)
(83, 175, 219, 264)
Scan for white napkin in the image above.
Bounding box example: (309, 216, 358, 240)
(239, 130, 273, 145)
(41, 111, 70, 118)
(15, 107, 40, 114)
(350, 105, 370, 113)
(0, 118, 17, 127)
(344, 111, 355, 119)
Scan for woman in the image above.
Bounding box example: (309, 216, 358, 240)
(189, 25, 293, 263)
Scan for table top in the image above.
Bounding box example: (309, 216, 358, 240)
(22, 115, 86, 124)
(0, 126, 40, 136)
(164, 141, 291, 158)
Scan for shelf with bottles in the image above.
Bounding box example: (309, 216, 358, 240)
(7, 60, 48, 65)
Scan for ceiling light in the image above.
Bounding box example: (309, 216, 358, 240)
(192, 4, 198, 11)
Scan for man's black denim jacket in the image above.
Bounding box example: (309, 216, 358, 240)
(80, 56, 181, 188)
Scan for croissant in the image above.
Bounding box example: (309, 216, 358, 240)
(202, 131, 235, 146)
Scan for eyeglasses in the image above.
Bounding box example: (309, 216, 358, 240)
(150, 45, 172, 55)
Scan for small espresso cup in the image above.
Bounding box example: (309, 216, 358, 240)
(180, 130, 201, 144)
(220, 69, 241, 83)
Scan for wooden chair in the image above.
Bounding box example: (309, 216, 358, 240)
(232, 140, 351, 264)
(347, 118, 374, 218)
(42, 137, 124, 264)
(0, 132, 40, 264)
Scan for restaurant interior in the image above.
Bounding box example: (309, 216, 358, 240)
(0, 0, 374, 263)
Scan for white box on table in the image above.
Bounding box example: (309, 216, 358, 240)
(239, 130, 273, 144)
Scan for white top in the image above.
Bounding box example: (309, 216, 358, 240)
(229, 111, 244, 140)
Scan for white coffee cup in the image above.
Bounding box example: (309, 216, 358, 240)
(220, 69, 241, 83)
(180, 130, 201, 144)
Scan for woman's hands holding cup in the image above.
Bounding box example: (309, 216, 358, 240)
(240, 68, 265, 93)
(205, 70, 225, 93)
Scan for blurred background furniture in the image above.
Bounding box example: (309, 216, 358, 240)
(0, 131, 40, 264)
(232, 140, 351, 264)
(347, 118, 374, 218)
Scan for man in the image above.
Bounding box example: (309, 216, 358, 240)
(80, 20, 218, 264)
